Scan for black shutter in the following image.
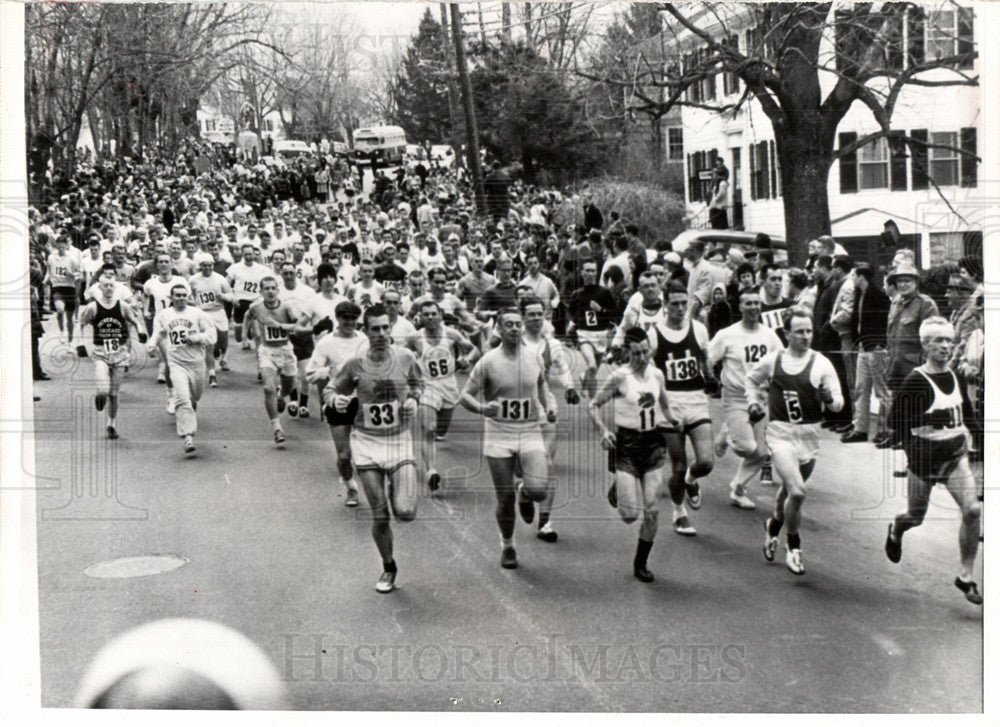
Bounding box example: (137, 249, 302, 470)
(769, 140, 777, 198)
(889, 131, 908, 191)
(838, 132, 858, 194)
(886, 11, 904, 70)
(960, 127, 977, 188)
(687, 153, 697, 202)
(758, 142, 770, 199)
(749, 144, 757, 200)
(906, 6, 925, 67)
(957, 7, 974, 70)
(910, 129, 928, 190)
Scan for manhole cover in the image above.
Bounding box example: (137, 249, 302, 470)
(84, 555, 189, 579)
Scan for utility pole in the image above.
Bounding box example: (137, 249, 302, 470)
(449, 2, 486, 216)
(502, 3, 511, 42)
(439, 3, 464, 166)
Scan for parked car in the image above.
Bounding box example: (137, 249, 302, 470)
(273, 139, 313, 160)
(669, 229, 788, 265)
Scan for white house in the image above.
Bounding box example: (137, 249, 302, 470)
(676, 2, 981, 267)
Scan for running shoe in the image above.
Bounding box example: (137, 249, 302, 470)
(517, 483, 535, 524)
(274, 429, 286, 445)
(760, 459, 774, 487)
(427, 472, 441, 493)
(218, 358, 230, 371)
(884, 523, 902, 563)
(183, 437, 196, 456)
(257, 371, 263, 382)
(954, 577, 983, 605)
(673, 515, 696, 537)
(729, 487, 756, 510)
(94, 393, 107, 411)
(685, 481, 701, 509)
(435, 433, 446, 442)
(277, 396, 286, 414)
(633, 564, 654, 583)
(501, 546, 518, 569)
(157, 373, 166, 384)
(763, 519, 778, 562)
(242, 341, 252, 350)
(345, 487, 359, 507)
(106, 426, 119, 440)
(537, 522, 558, 542)
(607, 483, 618, 509)
(298, 408, 310, 419)
(785, 547, 805, 575)
(209, 374, 218, 388)
(166, 397, 176, 415)
(287, 402, 299, 417)
(375, 571, 397, 593)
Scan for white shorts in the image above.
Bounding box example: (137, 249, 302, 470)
(665, 389, 712, 433)
(351, 428, 415, 473)
(483, 420, 546, 459)
(421, 378, 460, 411)
(257, 344, 297, 376)
(203, 308, 229, 332)
(766, 420, 820, 465)
(577, 330, 608, 357)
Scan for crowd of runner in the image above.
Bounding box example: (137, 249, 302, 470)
(27, 139, 983, 604)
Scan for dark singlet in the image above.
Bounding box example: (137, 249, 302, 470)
(767, 351, 823, 424)
(653, 323, 705, 392)
(92, 299, 129, 354)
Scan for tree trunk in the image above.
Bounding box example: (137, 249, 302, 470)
(775, 124, 833, 267)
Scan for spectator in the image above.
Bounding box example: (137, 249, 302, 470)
(582, 192, 604, 232)
(885, 261, 939, 390)
(663, 251, 689, 289)
(843, 263, 891, 445)
(829, 255, 858, 391)
(708, 162, 729, 229)
(786, 268, 815, 314)
(682, 239, 714, 323)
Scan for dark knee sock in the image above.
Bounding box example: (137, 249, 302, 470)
(768, 517, 784, 538)
(634, 538, 653, 567)
(787, 532, 801, 550)
(538, 511, 550, 529)
(383, 559, 397, 572)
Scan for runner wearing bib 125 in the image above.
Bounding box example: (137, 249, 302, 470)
(244, 277, 299, 446)
(327, 304, 424, 594)
(589, 326, 679, 583)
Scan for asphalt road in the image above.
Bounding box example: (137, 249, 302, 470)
(30, 329, 983, 712)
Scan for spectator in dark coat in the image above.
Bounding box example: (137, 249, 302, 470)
(582, 193, 604, 232)
(483, 162, 512, 222)
(842, 263, 892, 444)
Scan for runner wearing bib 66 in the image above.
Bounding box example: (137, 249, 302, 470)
(460, 308, 557, 570)
(326, 304, 424, 594)
(79, 265, 145, 440)
(745, 307, 842, 576)
(589, 327, 679, 583)
(650, 281, 716, 537)
(244, 277, 300, 446)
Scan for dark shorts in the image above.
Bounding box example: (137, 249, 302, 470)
(608, 428, 667, 478)
(906, 434, 968, 484)
(290, 332, 314, 362)
(233, 299, 253, 324)
(326, 397, 360, 427)
(52, 286, 77, 314)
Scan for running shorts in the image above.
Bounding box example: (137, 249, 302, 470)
(351, 428, 415, 473)
(906, 434, 968, 484)
(608, 427, 667, 477)
(663, 389, 712, 433)
(483, 420, 546, 459)
(257, 344, 297, 376)
(765, 420, 820, 465)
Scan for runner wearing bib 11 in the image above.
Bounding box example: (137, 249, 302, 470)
(589, 326, 679, 582)
(461, 308, 557, 570)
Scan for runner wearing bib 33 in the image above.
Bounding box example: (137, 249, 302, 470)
(745, 308, 842, 576)
(461, 308, 557, 570)
(589, 326, 679, 582)
(326, 304, 424, 594)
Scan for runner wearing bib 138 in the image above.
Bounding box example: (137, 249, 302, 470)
(589, 326, 679, 583)
(461, 308, 556, 570)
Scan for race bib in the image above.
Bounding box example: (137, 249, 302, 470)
(584, 310, 598, 327)
(426, 358, 450, 378)
(497, 398, 532, 422)
(364, 401, 399, 429)
(638, 406, 657, 431)
(663, 356, 699, 382)
(198, 291, 216, 305)
(102, 339, 121, 353)
(168, 328, 190, 345)
(263, 324, 287, 343)
(783, 391, 803, 422)
(243, 280, 259, 294)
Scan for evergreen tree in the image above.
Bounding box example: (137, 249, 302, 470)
(392, 8, 453, 147)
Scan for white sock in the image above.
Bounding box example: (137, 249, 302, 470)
(673, 504, 687, 520)
(684, 467, 697, 485)
(270, 418, 280, 431)
(501, 536, 514, 549)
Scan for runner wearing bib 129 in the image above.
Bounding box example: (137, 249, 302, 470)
(589, 326, 679, 583)
(650, 281, 716, 537)
(244, 276, 299, 446)
(461, 308, 556, 570)
(327, 304, 424, 594)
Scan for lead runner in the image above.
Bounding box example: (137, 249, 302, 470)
(326, 304, 423, 593)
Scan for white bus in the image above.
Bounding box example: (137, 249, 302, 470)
(352, 125, 407, 166)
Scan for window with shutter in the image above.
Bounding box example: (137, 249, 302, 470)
(910, 129, 928, 190)
(838, 132, 858, 194)
(960, 127, 977, 188)
(929, 131, 958, 187)
(859, 138, 890, 190)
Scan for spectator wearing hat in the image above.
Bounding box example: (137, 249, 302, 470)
(663, 250, 689, 290)
(843, 263, 892, 444)
(885, 261, 938, 390)
(786, 268, 815, 315)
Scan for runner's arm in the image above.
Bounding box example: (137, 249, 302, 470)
(744, 353, 777, 409)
